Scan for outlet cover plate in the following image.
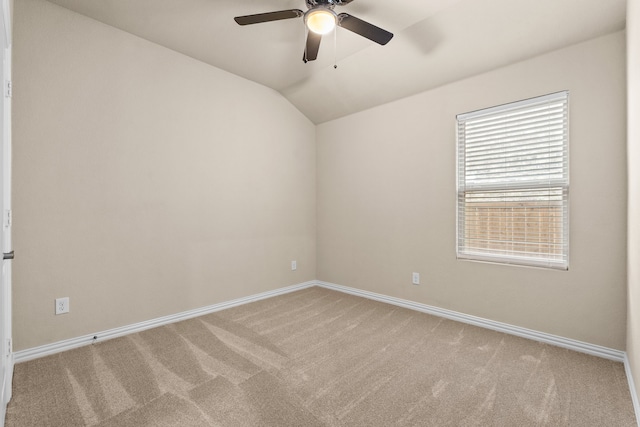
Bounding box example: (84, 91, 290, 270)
(55, 297, 69, 315)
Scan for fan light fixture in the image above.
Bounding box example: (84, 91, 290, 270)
(305, 9, 336, 34)
(234, 1, 394, 63)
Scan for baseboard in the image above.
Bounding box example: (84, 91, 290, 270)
(318, 281, 639, 423)
(13, 281, 316, 364)
(17, 279, 625, 364)
(10, 279, 638, 424)
(316, 281, 626, 362)
(624, 353, 640, 426)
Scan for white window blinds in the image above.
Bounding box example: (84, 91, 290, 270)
(456, 91, 569, 269)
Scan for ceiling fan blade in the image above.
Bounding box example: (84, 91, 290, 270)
(234, 9, 303, 26)
(303, 31, 322, 62)
(337, 13, 393, 45)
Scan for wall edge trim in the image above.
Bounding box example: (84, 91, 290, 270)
(316, 280, 626, 362)
(13, 281, 316, 364)
(624, 353, 640, 426)
(0, 354, 13, 427)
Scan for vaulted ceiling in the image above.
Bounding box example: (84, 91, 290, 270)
(46, 0, 626, 123)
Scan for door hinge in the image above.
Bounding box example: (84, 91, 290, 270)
(5, 80, 10, 98)
(3, 209, 10, 228)
(6, 339, 10, 356)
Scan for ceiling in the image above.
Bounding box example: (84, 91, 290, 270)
(45, 0, 626, 124)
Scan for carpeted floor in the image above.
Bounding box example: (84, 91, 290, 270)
(5, 287, 637, 426)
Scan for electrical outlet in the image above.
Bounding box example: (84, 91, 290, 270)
(55, 297, 69, 315)
(412, 272, 420, 285)
(291, 260, 297, 271)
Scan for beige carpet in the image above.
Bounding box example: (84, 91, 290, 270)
(5, 287, 637, 426)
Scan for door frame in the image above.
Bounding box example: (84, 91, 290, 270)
(0, 0, 12, 424)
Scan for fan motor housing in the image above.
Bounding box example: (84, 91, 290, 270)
(306, 0, 340, 9)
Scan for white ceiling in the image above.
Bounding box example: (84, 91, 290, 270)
(46, 0, 626, 124)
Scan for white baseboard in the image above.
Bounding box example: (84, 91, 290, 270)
(9, 279, 639, 425)
(316, 280, 626, 362)
(316, 281, 639, 424)
(13, 281, 316, 364)
(624, 353, 640, 427)
(320, 283, 640, 424)
(15, 279, 627, 364)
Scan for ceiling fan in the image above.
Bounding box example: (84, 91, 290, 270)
(234, 0, 393, 63)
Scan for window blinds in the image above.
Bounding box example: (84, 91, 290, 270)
(456, 91, 569, 269)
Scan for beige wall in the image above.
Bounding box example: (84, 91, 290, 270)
(628, 0, 640, 399)
(317, 32, 627, 349)
(12, 0, 316, 350)
(11, 0, 630, 355)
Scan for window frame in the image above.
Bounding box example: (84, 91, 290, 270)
(455, 91, 570, 270)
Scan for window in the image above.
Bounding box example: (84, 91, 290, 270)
(456, 92, 569, 269)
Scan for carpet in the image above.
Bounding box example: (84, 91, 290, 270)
(5, 287, 636, 426)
